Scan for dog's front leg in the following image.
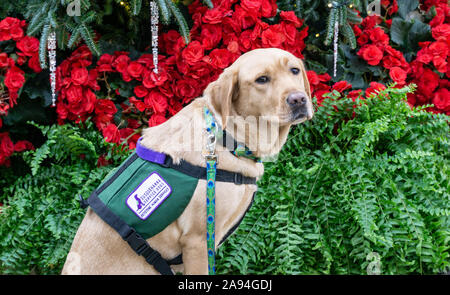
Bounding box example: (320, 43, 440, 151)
(180, 234, 209, 275)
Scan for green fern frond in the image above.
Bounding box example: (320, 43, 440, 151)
(79, 23, 101, 56)
(131, 0, 142, 15)
(202, 0, 214, 9)
(324, 7, 337, 46)
(342, 21, 357, 49)
(156, 0, 171, 25)
(164, 0, 190, 44)
(38, 24, 51, 69)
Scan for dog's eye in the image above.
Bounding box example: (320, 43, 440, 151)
(291, 68, 300, 75)
(255, 76, 270, 84)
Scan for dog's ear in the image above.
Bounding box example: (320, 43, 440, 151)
(298, 58, 312, 101)
(204, 67, 238, 130)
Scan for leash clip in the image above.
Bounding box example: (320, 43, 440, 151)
(203, 132, 218, 164)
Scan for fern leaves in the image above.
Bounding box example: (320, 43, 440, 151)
(217, 86, 450, 274)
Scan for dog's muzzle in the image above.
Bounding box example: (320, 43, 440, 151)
(286, 91, 314, 122)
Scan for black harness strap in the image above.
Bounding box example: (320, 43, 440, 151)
(161, 155, 257, 185)
(87, 194, 177, 275)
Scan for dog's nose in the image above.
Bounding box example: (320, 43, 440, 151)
(286, 92, 308, 108)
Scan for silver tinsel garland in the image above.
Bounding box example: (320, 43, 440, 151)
(150, 1, 159, 74)
(333, 19, 339, 77)
(47, 31, 57, 107)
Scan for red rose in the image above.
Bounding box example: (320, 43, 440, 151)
(416, 68, 439, 97)
(200, 24, 223, 50)
(233, 5, 258, 29)
(95, 99, 117, 117)
(241, 0, 262, 12)
(129, 96, 147, 112)
(261, 0, 277, 17)
(145, 91, 168, 113)
(102, 123, 121, 144)
(433, 56, 447, 73)
(16, 36, 39, 57)
(13, 140, 34, 152)
(148, 113, 167, 127)
(181, 41, 205, 66)
(365, 82, 386, 97)
(348, 90, 363, 101)
(432, 24, 450, 41)
(28, 53, 42, 73)
(358, 44, 384, 66)
(4, 66, 25, 91)
(361, 15, 382, 30)
(208, 48, 233, 69)
(382, 55, 402, 69)
(162, 30, 182, 56)
(67, 89, 96, 117)
(174, 79, 198, 103)
(432, 88, 450, 111)
(0, 17, 22, 41)
(94, 99, 117, 130)
(261, 25, 286, 48)
(97, 54, 115, 72)
(202, 8, 230, 24)
(280, 11, 302, 28)
(0, 132, 14, 158)
(307, 70, 319, 86)
(142, 70, 169, 89)
(429, 41, 448, 59)
(389, 67, 407, 85)
(357, 33, 369, 46)
(332, 81, 352, 93)
(65, 85, 83, 104)
(127, 61, 144, 79)
(71, 67, 89, 86)
(112, 54, 130, 74)
(0, 52, 14, 68)
(9, 25, 24, 40)
(368, 27, 389, 46)
(134, 85, 149, 98)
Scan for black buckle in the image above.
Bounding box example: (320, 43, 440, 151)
(78, 194, 89, 209)
(160, 155, 173, 168)
(141, 247, 163, 265)
(234, 173, 243, 184)
(124, 229, 148, 255)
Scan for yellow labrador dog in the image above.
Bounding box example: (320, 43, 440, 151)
(62, 48, 313, 275)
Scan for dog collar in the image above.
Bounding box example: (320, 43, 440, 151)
(203, 107, 261, 163)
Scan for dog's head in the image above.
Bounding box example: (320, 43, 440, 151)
(205, 48, 314, 129)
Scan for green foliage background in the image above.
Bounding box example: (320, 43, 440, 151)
(0, 121, 131, 274)
(216, 86, 450, 274)
(0, 86, 448, 274)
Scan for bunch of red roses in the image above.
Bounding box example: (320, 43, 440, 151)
(353, 0, 449, 114)
(354, 15, 410, 86)
(408, 0, 450, 114)
(55, 0, 309, 151)
(0, 17, 41, 166)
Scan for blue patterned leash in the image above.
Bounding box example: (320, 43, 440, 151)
(203, 107, 218, 275)
(202, 107, 261, 274)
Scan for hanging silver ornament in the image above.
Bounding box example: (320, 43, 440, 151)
(47, 31, 57, 107)
(333, 19, 339, 78)
(150, 1, 159, 74)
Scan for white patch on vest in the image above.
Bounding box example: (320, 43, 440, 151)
(126, 172, 172, 220)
